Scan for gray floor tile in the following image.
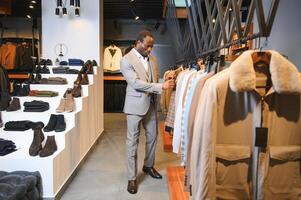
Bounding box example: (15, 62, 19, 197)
(61, 113, 179, 200)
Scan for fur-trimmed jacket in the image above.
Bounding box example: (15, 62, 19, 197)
(190, 50, 301, 200)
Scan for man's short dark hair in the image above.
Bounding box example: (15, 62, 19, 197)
(136, 30, 153, 43)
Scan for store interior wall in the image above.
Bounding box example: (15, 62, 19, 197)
(104, 19, 176, 77)
(257, 0, 301, 71)
(42, 0, 100, 63)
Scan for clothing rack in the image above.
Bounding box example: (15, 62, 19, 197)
(199, 33, 261, 57)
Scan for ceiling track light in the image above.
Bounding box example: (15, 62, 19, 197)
(75, 0, 80, 8)
(55, 7, 60, 15)
(75, 8, 80, 16)
(63, 7, 67, 15)
(57, 0, 62, 8)
(70, 0, 75, 7)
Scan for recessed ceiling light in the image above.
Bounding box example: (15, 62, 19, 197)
(27, 15, 31, 18)
(29, 5, 34, 9)
(135, 16, 139, 20)
(130, 0, 135, 2)
(31, 0, 37, 3)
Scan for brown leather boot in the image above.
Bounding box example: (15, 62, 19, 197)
(6, 97, 21, 112)
(56, 98, 65, 113)
(80, 73, 89, 85)
(39, 135, 57, 157)
(65, 91, 75, 112)
(74, 73, 83, 85)
(71, 84, 82, 97)
(29, 128, 45, 156)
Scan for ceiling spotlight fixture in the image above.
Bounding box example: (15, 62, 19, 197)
(229, 7, 232, 12)
(55, 7, 60, 15)
(29, 5, 34, 9)
(63, 7, 67, 15)
(70, 0, 75, 7)
(75, 0, 80, 8)
(31, 0, 37, 3)
(212, 18, 216, 23)
(130, 0, 135, 2)
(75, 8, 80, 16)
(135, 16, 139, 20)
(57, 0, 63, 8)
(26, 15, 32, 18)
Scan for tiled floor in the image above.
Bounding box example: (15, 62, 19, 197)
(61, 113, 179, 200)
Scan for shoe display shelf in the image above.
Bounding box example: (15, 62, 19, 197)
(0, 65, 104, 199)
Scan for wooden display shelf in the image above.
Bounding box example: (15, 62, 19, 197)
(103, 75, 125, 81)
(8, 74, 29, 79)
(159, 121, 173, 152)
(166, 166, 190, 200)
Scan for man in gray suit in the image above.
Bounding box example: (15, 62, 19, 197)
(120, 30, 175, 194)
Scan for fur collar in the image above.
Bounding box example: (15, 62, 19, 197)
(229, 50, 301, 94)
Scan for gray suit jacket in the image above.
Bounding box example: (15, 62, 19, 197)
(120, 49, 163, 115)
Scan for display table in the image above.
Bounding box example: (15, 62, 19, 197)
(0, 66, 104, 199)
(104, 74, 126, 113)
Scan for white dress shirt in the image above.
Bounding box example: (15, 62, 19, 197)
(133, 48, 149, 73)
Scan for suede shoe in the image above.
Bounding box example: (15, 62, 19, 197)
(56, 98, 65, 113)
(29, 128, 44, 156)
(127, 180, 137, 194)
(44, 114, 57, 132)
(142, 166, 162, 179)
(80, 73, 89, 85)
(6, 97, 21, 112)
(65, 92, 75, 112)
(71, 84, 82, 98)
(39, 135, 57, 157)
(74, 73, 83, 85)
(55, 114, 66, 132)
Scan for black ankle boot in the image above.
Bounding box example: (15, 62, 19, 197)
(18, 84, 30, 96)
(32, 73, 41, 84)
(55, 114, 66, 132)
(39, 135, 57, 157)
(44, 114, 57, 132)
(29, 128, 45, 156)
(24, 73, 35, 84)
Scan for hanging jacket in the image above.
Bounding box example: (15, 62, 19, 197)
(190, 50, 301, 200)
(103, 45, 122, 71)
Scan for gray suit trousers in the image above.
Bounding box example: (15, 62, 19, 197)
(126, 104, 158, 180)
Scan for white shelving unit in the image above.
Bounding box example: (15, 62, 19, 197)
(0, 65, 104, 199)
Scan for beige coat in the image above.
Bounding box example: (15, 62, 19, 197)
(191, 50, 301, 200)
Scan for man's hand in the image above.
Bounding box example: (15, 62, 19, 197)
(162, 79, 175, 90)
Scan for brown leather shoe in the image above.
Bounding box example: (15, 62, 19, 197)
(29, 128, 44, 156)
(39, 135, 57, 157)
(74, 73, 83, 85)
(80, 73, 89, 85)
(71, 84, 82, 97)
(127, 180, 137, 194)
(6, 97, 21, 112)
(142, 166, 162, 179)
